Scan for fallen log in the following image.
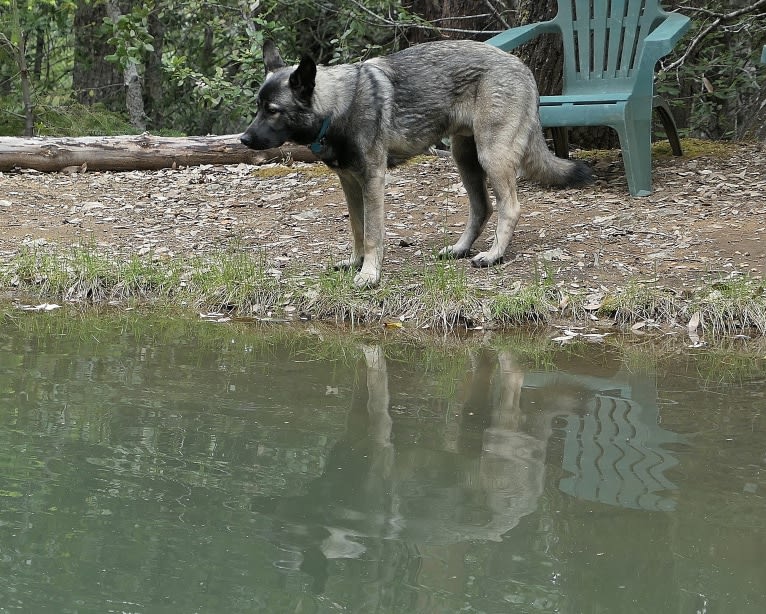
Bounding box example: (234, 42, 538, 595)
(0, 133, 319, 172)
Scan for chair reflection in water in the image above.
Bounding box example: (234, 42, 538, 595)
(523, 367, 683, 511)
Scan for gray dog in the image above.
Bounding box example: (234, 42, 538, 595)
(240, 40, 591, 287)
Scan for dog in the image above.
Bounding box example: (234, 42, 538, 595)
(240, 40, 591, 287)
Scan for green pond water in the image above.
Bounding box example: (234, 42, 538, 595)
(0, 314, 764, 613)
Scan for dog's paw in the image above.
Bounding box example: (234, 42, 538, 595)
(333, 257, 363, 272)
(437, 245, 470, 260)
(470, 252, 504, 268)
(353, 269, 380, 288)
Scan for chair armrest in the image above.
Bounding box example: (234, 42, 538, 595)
(486, 21, 559, 52)
(641, 12, 691, 60)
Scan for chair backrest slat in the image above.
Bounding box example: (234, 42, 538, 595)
(573, 0, 591, 76)
(605, 1, 626, 76)
(591, 1, 609, 78)
(618, 0, 644, 75)
(559, 0, 668, 87)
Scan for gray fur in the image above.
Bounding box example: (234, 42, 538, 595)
(241, 40, 592, 288)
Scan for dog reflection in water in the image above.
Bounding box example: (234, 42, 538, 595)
(251, 344, 594, 593)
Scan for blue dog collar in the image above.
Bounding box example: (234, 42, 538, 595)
(309, 117, 331, 154)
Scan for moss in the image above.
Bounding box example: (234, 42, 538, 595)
(252, 164, 334, 179)
(575, 137, 745, 163)
(654, 137, 743, 159)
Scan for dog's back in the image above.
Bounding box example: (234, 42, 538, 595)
(367, 41, 588, 188)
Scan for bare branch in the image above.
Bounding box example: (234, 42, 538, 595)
(483, 0, 511, 30)
(341, 0, 504, 36)
(679, 0, 766, 21)
(665, 0, 766, 72)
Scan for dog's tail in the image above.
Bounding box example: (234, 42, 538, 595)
(521, 129, 592, 188)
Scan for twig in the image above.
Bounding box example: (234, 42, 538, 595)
(342, 0, 504, 35)
(666, 0, 766, 71)
(598, 224, 675, 239)
(483, 0, 511, 30)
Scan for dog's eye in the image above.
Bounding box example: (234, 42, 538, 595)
(262, 103, 281, 116)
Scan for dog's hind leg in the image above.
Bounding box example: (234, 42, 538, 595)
(439, 135, 492, 260)
(470, 150, 521, 268)
(335, 172, 365, 273)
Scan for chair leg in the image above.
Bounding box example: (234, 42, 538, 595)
(652, 96, 683, 156)
(615, 109, 653, 197)
(550, 127, 570, 158)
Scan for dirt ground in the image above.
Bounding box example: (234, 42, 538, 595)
(1, 142, 764, 297)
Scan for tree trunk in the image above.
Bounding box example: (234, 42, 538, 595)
(3, 6, 35, 136)
(741, 83, 766, 144)
(105, 1, 147, 131)
(0, 134, 319, 172)
(18, 31, 34, 137)
(32, 26, 44, 81)
(406, 0, 510, 43)
(145, 9, 165, 129)
(72, 0, 122, 108)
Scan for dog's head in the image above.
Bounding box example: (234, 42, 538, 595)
(240, 41, 322, 150)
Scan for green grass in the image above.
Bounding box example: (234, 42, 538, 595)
(5, 244, 184, 304)
(418, 257, 480, 330)
(490, 283, 557, 325)
(689, 276, 766, 335)
(183, 247, 283, 313)
(489, 260, 559, 325)
(2, 242, 766, 336)
(596, 280, 678, 325)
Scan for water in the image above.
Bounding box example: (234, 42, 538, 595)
(1, 314, 764, 613)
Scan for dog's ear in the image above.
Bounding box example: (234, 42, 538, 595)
(262, 40, 285, 74)
(289, 56, 316, 104)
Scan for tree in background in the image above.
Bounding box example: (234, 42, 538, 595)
(661, 0, 766, 139)
(0, 0, 34, 135)
(1, 0, 764, 142)
(72, 0, 123, 108)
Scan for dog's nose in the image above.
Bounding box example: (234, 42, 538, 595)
(240, 134, 252, 147)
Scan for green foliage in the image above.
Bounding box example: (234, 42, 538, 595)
(658, 1, 766, 139)
(151, 0, 420, 134)
(34, 99, 136, 136)
(490, 266, 558, 325)
(0, 0, 79, 135)
(104, 2, 154, 68)
(0, 0, 424, 136)
(2, 0, 764, 138)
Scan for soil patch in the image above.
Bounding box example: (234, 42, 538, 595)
(1, 141, 764, 323)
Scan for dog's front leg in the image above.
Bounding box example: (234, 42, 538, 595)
(335, 167, 385, 288)
(336, 172, 365, 272)
(355, 171, 386, 288)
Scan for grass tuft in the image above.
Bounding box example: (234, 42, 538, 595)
(490, 260, 559, 325)
(2, 242, 765, 336)
(184, 247, 283, 313)
(690, 276, 766, 335)
(597, 281, 678, 325)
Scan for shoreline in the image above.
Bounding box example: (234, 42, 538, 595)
(2, 241, 764, 338)
(1, 140, 765, 337)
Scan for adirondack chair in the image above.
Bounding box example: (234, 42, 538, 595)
(487, 1, 691, 197)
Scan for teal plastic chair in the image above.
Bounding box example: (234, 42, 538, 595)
(487, 1, 691, 197)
